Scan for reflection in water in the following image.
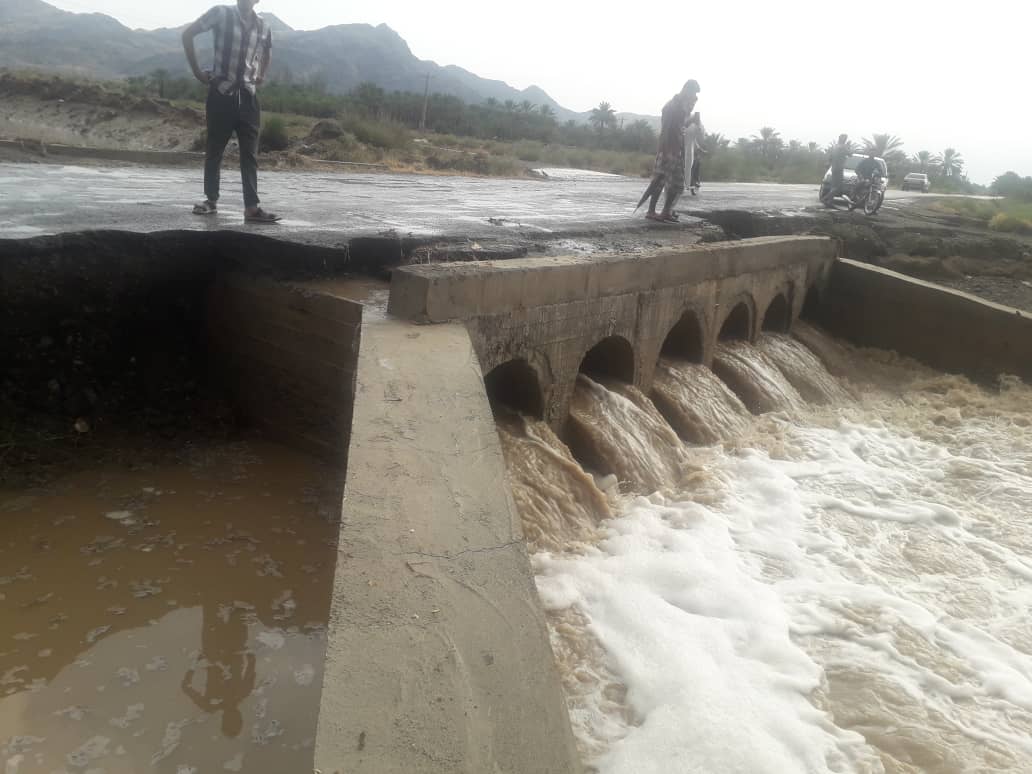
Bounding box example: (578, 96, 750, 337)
(182, 602, 256, 738)
(0, 441, 340, 773)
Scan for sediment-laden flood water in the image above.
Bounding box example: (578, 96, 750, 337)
(500, 323, 1032, 773)
(0, 441, 340, 773)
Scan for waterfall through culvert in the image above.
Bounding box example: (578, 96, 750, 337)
(564, 374, 688, 494)
(711, 338, 806, 415)
(495, 411, 612, 552)
(651, 358, 751, 445)
(495, 326, 1032, 774)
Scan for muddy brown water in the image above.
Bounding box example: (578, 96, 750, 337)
(0, 440, 341, 773)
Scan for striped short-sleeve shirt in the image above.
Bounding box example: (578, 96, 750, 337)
(196, 5, 272, 96)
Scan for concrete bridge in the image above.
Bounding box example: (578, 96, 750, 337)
(388, 236, 836, 425)
(5, 227, 1030, 774)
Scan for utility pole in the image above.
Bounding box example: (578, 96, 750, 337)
(419, 73, 431, 131)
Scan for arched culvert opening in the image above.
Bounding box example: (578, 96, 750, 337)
(762, 294, 791, 332)
(579, 336, 636, 383)
(484, 359, 544, 418)
(719, 302, 752, 341)
(661, 311, 704, 362)
(802, 285, 822, 321)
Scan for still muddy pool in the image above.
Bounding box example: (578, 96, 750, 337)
(0, 440, 341, 773)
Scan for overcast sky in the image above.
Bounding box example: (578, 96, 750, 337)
(48, 0, 1027, 184)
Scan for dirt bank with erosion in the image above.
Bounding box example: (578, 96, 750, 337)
(824, 207, 1032, 313)
(696, 204, 1032, 314)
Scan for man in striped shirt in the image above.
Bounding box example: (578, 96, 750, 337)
(182, 0, 280, 223)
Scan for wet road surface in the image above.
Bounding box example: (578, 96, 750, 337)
(0, 163, 919, 240)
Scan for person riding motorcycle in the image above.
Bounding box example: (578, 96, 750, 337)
(855, 153, 882, 187)
(852, 153, 882, 199)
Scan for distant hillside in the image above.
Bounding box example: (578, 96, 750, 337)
(0, 0, 592, 122)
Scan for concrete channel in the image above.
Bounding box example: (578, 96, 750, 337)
(2, 229, 1030, 772)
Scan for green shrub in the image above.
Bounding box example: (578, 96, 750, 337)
(989, 212, 1032, 234)
(513, 140, 543, 162)
(260, 116, 289, 152)
(339, 114, 409, 150)
(424, 151, 520, 177)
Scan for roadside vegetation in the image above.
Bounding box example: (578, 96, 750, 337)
(128, 72, 988, 189)
(931, 172, 1032, 234)
(0, 69, 992, 189)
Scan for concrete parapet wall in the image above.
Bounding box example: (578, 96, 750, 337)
(389, 236, 835, 322)
(315, 317, 580, 774)
(209, 275, 361, 463)
(818, 258, 1032, 383)
(389, 237, 837, 426)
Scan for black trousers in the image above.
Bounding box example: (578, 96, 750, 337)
(204, 87, 260, 208)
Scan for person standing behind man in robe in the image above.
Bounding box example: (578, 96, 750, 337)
(684, 112, 705, 196)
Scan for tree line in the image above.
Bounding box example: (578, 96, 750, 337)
(700, 128, 974, 191)
(129, 69, 979, 189)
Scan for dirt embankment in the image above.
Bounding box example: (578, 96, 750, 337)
(0, 72, 205, 152)
(812, 208, 1032, 313)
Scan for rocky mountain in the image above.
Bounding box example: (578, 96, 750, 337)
(0, 0, 587, 121)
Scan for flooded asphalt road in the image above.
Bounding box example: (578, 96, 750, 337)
(0, 163, 919, 240)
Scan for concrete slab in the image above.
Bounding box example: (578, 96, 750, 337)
(314, 317, 580, 774)
(389, 236, 837, 323)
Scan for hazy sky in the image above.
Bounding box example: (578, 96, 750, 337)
(48, 0, 1028, 184)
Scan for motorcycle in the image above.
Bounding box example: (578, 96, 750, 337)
(847, 173, 886, 216)
(820, 174, 885, 216)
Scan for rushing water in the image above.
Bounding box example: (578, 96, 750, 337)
(651, 359, 751, 445)
(566, 375, 688, 493)
(712, 338, 806, 415)
(503, 329, 1032, 773)
(0, 441, 340, 773)
(496, 412, 611, 552)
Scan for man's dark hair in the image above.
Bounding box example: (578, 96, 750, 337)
(682, 80, 701, 95)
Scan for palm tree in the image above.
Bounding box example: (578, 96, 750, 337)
(622, 119, 656, 152)
(937, 148, 964, 177)
(912, 150, 933, 172)
(825, 137, 858, 156)
(752, 126, 783, 160)
(519, 100, 535, 114)
(503, 100, 516, 113)
(863, 134, 904, 158)
(589, 101, 617, 132)
(538, 104, 555, 119)
(354, 82, 386, 116)
(807, 141, 819, 153)
(485, 97, 499, 110)
(706, 132, 730, 150)
(150, 68, 170, 99)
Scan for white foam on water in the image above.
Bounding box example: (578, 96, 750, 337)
(536, 472, 875, 774)
(535, 347, 1032, 773)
